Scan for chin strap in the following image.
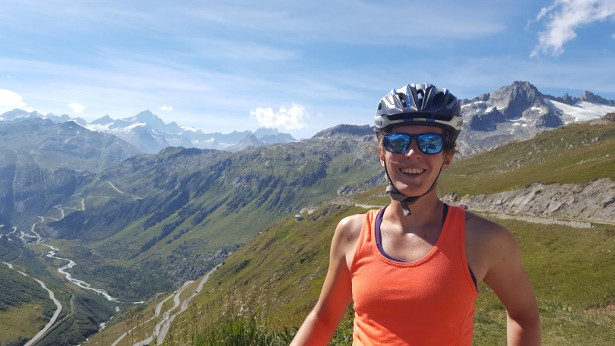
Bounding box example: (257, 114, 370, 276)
(384, 164, 443, 216)
(386, 183, 417, 216)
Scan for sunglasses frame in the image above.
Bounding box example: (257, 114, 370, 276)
(383, 132, 444, 155)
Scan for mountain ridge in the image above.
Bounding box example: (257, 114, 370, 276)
(3, 81, 613, 157)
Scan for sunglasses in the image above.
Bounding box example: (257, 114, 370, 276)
(383, 133, 444, 155)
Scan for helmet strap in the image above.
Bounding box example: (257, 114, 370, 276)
(383, 159, 444, 216)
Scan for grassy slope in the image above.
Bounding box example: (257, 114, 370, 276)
(439, 121, 615, 195)
(162, 204, 615, 345)
(165, 121, 615, 345)
(180, 205, 358, 326)
(0, 266, 49, 345)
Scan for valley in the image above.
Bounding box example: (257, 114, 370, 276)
(0, 88, 614, 344)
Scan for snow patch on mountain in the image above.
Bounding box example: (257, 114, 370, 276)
(546, 99, 615, 122)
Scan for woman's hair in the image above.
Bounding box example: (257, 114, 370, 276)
(375, 126, 457, 155)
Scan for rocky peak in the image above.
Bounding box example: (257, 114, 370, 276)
(91, 115, 114, 125)
(578, 91, 612, 105)
(559, 93, 576, 105)
(0, 109, 43, 120)
(312, 124, 373, 138)
(489, 81, 543, 117)
(491, 81, 541, 98)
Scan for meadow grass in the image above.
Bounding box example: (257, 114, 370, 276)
(168, 207, 615, 345)
(472, 216, 615, 345)
(0, 303, 46, 345)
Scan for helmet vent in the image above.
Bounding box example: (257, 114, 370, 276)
(432, 92, 444, 108)
(416, 90, 424, 108)
(397, 93, 409, 107)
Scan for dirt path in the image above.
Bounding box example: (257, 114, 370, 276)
(106, 181, 143, 200)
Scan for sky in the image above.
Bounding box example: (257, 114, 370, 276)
(0, 0, 614, 139)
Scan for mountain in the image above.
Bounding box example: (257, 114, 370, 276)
(225, 128, 296, 151)
(0, 117, 139, 171)
(134, 118, 615, 345)
(456, 81, 615, 156)
(0, 108, 86, 125)
(7, 128, 383, 300)
(75, 110, 297, 154)
(0, 109, 297, 154)
(0, 118, 139, 225)
(86, 111, 298, 154)
(0, 117, 138, 170)
(313, 124, 374, 138)
(2, 81, 613, 156)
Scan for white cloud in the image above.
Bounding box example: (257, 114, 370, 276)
(68, 102, 86, 114)
(0, 89, 27, 112)
(532, 0, 615, 57)
(250, 104, 308, 130)
(160, 105, 173, 111)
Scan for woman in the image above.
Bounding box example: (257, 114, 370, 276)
(291, 83, 541, 345)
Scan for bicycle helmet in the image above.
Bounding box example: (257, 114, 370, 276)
(374, 83, 462, 136)
(375, 83, 463, 216)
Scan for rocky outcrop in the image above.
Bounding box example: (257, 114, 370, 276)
(442, 178, 615, 225)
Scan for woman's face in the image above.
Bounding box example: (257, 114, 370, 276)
(379, 125, 454, 197)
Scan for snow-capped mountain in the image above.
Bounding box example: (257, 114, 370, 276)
(0, 109, 297, 154)
(456, 81, 615, 156)
(1, 81, 613, 156)
(84, 110, 297, 154)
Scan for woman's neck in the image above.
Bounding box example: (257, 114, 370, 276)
(385, 193, 444, 232)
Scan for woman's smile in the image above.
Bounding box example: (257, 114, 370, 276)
(400, 167, 425, 175)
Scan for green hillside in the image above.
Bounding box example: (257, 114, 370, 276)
(440, 121, 615, 195)
(0, 264, 52, 346)
(161, 121, 615, 345)
(160, 204, 614, 345)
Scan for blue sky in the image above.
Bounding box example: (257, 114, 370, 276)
(0, 0, 614, 139)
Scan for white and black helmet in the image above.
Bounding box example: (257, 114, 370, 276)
(374, 83, 462, 134)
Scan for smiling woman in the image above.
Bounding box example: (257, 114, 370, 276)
(291, 83, 541, 346)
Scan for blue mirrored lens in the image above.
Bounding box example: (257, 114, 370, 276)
(417, 134, 443, 154)
(384, 133, 443, 154)
(384, 133, 410, 154)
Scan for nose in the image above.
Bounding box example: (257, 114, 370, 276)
(404, 139, 423, 157)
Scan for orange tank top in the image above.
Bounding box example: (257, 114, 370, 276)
(350, 206, 478, 346)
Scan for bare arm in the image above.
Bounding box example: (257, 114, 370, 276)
(482, 223, 541, 345)
(290, 215, 362, 345)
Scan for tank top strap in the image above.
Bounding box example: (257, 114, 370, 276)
(439, 205, 466, 254)
(350, 209, 382, 272)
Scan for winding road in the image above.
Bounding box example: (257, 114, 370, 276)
(110, 264, 220, 346)
(7, 194, 125, 344)
(2, 262, 63, 346)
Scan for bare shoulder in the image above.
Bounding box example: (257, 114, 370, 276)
(464, 211, 521, 283)
(331, 213, 367, 268)
(465, 211, 517, 246)
(335, 213, 365, 241)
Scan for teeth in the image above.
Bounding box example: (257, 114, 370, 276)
(401, 168, 424, 174)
